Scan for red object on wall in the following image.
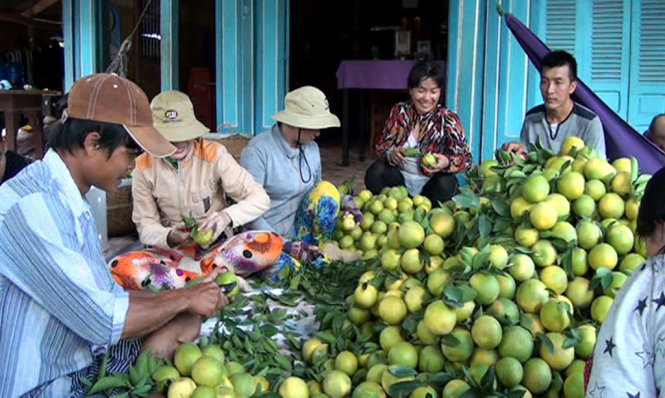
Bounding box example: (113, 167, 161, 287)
(187, 67, 215, 131)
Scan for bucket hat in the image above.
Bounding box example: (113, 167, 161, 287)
(272, 86, 340, 129)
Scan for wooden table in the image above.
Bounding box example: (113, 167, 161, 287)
(0, 90, 62, 158)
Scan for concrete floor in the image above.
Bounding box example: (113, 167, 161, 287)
(319, 143, 374, 194)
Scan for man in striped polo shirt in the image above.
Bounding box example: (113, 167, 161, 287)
(0, 74, 229, 396)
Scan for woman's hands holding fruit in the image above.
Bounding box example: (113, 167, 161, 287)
(421, 153, 449, 175)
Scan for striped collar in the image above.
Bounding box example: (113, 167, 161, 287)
(42, 149, 91, 218)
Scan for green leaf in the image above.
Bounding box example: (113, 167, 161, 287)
(388, 366, 419, 377)
(589, 276, 601, 291)
(519, 314, 533, 330)
(600, 272, 614, 291)
(457, 283, 478, 302)
(550, 370, 564, 391)
(550, 238, 570, 252)
(402, 313, 421, 335)
(471, 246, 491, 270)
(492, 218, 511, 233)
(315, 331, 337, 344)
(128, 364, 140, 386)
(563, 333, 582, 349)
(275, 354, 293, 371)
(289, 274, 302, 291)
(332, 313, 347, 332)
(560, 248, 574, 279)
(98, 350, 111, 379)
(132, 383, 152, 397)
(479, 365, 496, 390)
(506, 170, 527, 179)
(491, 198, 510, 217)
(441, 334, 461, 347)
(262, 325, 280, 338)
(478, 215, 492, 238)
(427, 371, 455, 387)
(181, 212, 197, 228)
(453, 188, 480, 209)
(514, 246, 532, 255)
(539, 334, 555, 355)
(387, 380, 424, 397)
(442, 286, 463, 308)
(88, 375, 129, 395)
(254, 393, 281, 398)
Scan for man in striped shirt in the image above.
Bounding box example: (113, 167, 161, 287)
(0, 74, 228, 396)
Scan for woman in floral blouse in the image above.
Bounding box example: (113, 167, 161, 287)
(365, 60, 472, 204)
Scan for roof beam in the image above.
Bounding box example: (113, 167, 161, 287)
(0, 11, 60, 30)
(22, 0, 60, 18)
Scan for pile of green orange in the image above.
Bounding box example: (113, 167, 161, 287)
(107, 136, 651, 398)
(162, 342, 270, 398)
(292, 136, 649, 397)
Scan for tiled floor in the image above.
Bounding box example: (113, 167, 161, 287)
(320, 143, 375, 194)
(104, 142, 374, 258)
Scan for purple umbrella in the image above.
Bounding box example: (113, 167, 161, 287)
(502, 11, 665, 174)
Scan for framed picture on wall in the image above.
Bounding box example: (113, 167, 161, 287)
(416, 40, 432, 59)
(394, 30, 411, 59)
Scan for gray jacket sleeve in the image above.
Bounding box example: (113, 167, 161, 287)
(583, 116, 606, 159)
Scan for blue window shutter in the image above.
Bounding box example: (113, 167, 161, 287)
(545, 0, 576, 55)
(591, 0, 625, 81)
(637, 1, 665, 84)
(587, 0, 630, 117)
(627, 0, 665, 131)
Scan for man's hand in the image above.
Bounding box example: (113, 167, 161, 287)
(422, 153, 450, 175)
(386, 147, 405, 166)
(198, 211, 232, 245)
(167, 227, 193, 247)
(184, 269, 228, 317)
(502, 141, 527, 158)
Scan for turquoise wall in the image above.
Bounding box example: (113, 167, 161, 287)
(446, 0, 543, 163)
(215, 0, 289, 135)
(63, 0, 102, 89)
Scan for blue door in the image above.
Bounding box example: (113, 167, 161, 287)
(215, 0, 289, 135)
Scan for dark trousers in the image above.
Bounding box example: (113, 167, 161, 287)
(364, 159, 459, 205)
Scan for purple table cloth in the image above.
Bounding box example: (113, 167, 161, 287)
(336, 60, 446, 90)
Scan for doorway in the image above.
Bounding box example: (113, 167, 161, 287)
(289, 0, 450, 160)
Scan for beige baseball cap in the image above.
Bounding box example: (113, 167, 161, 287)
(150, 90, 210, 142)
(67, 73, 176, 157)
(272, 86, 340, 129)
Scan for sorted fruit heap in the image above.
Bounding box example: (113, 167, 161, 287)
(294, 136, 649, 397)
(97, 136, 651, 397)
